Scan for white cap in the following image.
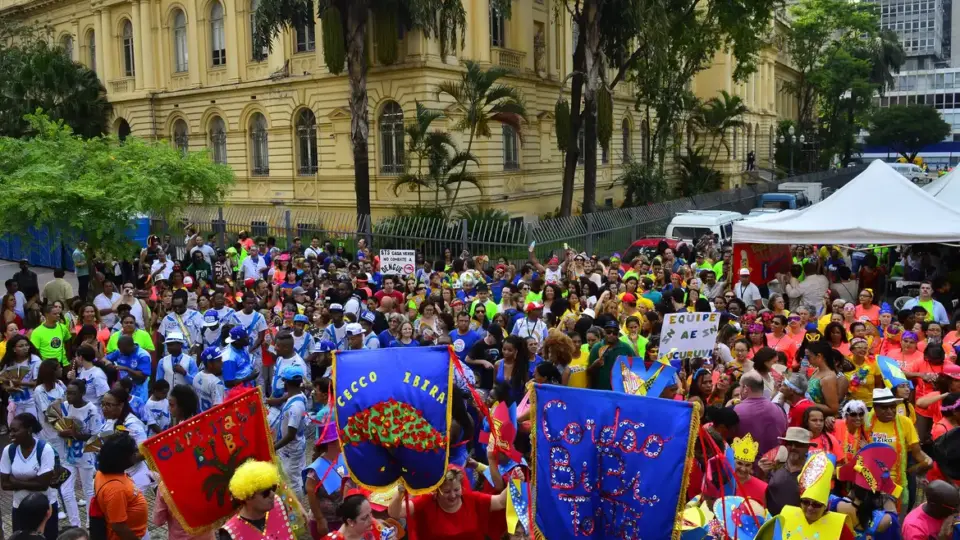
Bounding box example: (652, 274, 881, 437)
(164, 331, 186, 344)
(739, 268, 751, 276)
(345, 323, 365, 337)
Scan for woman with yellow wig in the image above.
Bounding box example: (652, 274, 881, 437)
(219, 460, 296, 540)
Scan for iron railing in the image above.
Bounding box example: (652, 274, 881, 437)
(151, 166, 865, 266)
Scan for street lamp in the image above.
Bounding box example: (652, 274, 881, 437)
(778, 126, 805, 176)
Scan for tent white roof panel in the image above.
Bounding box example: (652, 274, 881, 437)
(732, 160, 960, 244)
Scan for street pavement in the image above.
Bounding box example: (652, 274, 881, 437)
(0, 260, 80, 297)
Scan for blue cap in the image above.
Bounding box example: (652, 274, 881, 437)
(360, 311, 376, 324)
(805, 322, 819, 332)
(199, 346, 223, 364)
(225, 326, 248, 344)
(880, 302, 894, 315)
(279, 365, 305, 381)
(203, 310, 220, 327)
(313, 340, 336, 353)
(293, 314, 309, 324)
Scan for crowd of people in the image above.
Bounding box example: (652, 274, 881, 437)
(0, 229, 958, 540)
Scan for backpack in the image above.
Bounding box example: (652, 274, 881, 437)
(88, 478, 121, 540)
(5, 440, 70, 488)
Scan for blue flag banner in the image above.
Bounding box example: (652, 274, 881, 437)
(333, 346, 454, 495)
(877, 355, 914, 390)
(532, 384, 699, 538)
(611, 356, 679, 398)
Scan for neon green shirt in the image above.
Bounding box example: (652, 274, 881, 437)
(30, 323, 71, 366)
(107, 330, 156, 354)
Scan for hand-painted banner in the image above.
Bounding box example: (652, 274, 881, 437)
(732, 243, 793, 285)
(659, 312, 721, 369)
(611, 356, 679, 398)
(533, 384, 699, 538)
(140, 388, 277, 534)
(334, 345, 453, 495)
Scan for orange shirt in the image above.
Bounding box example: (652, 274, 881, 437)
(886, 348, 923, 369)
(905, 359, 957, 418)
(767, 332, 799, 363)
(94, 472, 149, 540)
(855, 304, 881, 326)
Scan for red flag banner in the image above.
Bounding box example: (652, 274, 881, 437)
(140, 388, 277, 534)
(732, 243, 793, 285)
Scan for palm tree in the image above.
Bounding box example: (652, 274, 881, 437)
(436, 60, 527, 206)
(253, 1, 512, 229)
(391, 101, 479, 211)
(863, 29, 906, 92)
(690, 90, 747, 171)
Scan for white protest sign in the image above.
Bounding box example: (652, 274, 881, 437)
(658, 312, 721, 368)
(379, 249, 416, 277)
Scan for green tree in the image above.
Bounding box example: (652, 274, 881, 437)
(613, 159, 668, 207)
(555, 0, 777, 214)
(867, 105, 950, 162)
(0, 27, 111, 139)
(689, 91, 748, 171)
(253, 0, 511, 227)
(436, 60, 526, 207)
(677, 148, 721, 196)
(0, 112, 233, 259)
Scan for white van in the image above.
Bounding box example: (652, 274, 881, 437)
(890, 163, 931, 184)
(665, 210, 744, 244)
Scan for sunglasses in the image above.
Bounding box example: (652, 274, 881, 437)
(800, 499, 824, 510)
(260, 486, 277, 498)
(846, 411, 865, 417)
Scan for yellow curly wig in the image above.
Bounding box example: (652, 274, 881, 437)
(228, 460, 280, 501)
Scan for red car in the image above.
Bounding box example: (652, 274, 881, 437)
(622, 238, 680, 262)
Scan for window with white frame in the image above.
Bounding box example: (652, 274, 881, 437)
(211, 2, 226, 66)
(296, 109, 319, 175)
(379, 101, 404, 174)
(295, 21, 315, 53)
(122, 20, 135, 76)
(173, 10, 188, 72)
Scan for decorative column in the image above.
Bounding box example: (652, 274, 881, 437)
(139, 0, 156, 89)
(223, 0, 241, 82)
(94, 9, 107, 80)
(472, 0, 491, 63)
(131, 0, 144, 88)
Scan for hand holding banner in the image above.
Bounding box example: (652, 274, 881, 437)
(532, 384, 699, 538)
(659, 312, 721, 368)
(334, 346, 454, 494)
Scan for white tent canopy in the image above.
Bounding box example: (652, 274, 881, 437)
(732, 159, 960, 244)
(923, 167, 960, 207)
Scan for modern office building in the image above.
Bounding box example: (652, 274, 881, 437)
(0, 0, 800, 216)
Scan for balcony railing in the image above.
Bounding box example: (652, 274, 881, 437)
(492, 47, 526, 71)
(109, 78, 134, 93)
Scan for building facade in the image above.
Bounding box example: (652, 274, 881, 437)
(1, 0, 798, 217)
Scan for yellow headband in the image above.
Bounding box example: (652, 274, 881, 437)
(732, 433, 759, 464)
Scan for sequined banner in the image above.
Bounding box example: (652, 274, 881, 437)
(333, 346, 454, 495)
(531, 384, 699, 539)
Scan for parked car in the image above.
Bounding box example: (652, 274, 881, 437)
(623, 237, 680, 262)
(665, 210, 743, 244)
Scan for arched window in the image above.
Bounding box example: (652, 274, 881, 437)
(503, 124, 520, 170)
(173, 119, 189, 155)
(295, 21, 315, 53)
(621, 119, 631, 163)
(209, 116, 227, 165)
(379, 102, 404, 174)
(117, 119, 131, 141)
(296, 109, 318, 175)
(249, 112, 269, 175)
(122, 20, 135, 77)
(211, 1, 226, 66)
(60, 35, 74, 60)
(173, 10, 188, 72)
(87, 30, 96, 72)
(250, 0, 267, 60)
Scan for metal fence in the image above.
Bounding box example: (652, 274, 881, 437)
(153, 166, 865, 267)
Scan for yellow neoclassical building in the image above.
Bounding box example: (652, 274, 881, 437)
(0, 0, 799, 217)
